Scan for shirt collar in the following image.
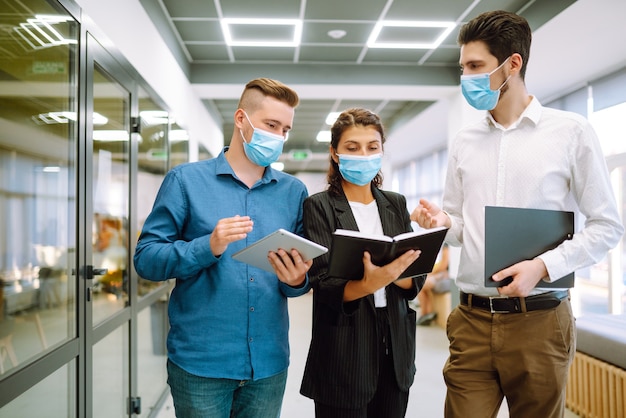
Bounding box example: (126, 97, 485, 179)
(216, 146, 279, 185)
(486, 96, 542, 130)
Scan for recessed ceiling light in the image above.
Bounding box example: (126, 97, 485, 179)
(220, 18, 302, 47)
(93, 130, 129, 141)
(316, 131, 331, 142)
(367, 20, 456, 49)
(325, 112, 341, 125)
(170, 129, 189, 142)
(140, 110, 173, 125)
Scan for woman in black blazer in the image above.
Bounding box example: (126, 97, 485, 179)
(300, 108, 424, 418)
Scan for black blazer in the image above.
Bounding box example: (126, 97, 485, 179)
(299, 186, 423, 409)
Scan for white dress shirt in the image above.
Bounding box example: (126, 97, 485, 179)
(444, 96, 624, 296)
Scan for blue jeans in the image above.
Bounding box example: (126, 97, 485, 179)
(167, 360, 287, 418)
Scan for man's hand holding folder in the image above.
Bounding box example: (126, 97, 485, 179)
(485, 206, 575, 296)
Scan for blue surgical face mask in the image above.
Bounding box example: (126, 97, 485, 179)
(337, 153, 383, 186)
(460, 57, 511, 110)
(240, 112, 286, 167)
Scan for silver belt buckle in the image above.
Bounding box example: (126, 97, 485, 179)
(489, 295, 510, 313)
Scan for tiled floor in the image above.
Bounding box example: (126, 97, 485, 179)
(155, 291, 579, 417)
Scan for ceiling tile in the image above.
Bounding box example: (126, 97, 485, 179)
(424, 47, 462, 66)
(299, 45, 363, 62)
(231, 47, 296, 61)
(305, 0, 386, 20)
(218, 0, 301, 18)
(301, 22, 373, 44)
(173, 21, 223, 43)
(186, 44, 231, 61)
(361, 48, 426, 63)
(162, 0, 218, 18)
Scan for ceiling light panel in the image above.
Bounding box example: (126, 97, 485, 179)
(367, 21, 455, 49)
(220, 18, 302, 47)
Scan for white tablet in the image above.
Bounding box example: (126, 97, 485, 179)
(231, 229, 328, 272)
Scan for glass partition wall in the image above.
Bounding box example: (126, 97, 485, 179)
(0, 0, 78, 375)
(0, 0, 188, 416)
(0, 0, 79, 415)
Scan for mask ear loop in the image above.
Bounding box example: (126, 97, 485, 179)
(498, 74, 512, 91)
(242, 111, 255, 130)
(491, 57, 512, 92)
(239, 111, 254, 145)
(489, 56, 511, 75)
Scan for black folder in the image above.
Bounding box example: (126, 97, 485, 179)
(485, 206, 575, 288)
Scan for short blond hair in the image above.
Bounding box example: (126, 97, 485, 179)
(237, 78, 299, 112)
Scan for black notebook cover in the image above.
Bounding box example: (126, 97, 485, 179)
(485, 206, 575, 288)
(327, 226, 448, 280)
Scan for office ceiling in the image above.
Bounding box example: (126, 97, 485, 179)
(139, 0, 576, 172)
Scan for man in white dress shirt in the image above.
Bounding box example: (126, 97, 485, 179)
(411, 10, 623, 418)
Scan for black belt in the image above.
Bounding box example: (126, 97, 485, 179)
(460, 290, 569, 313)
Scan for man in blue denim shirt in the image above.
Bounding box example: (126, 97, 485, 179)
(134, 78, 312, 418)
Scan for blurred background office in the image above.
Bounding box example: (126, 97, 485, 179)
(0, 0, 624, 417)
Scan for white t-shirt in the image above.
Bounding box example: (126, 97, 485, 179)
(349, 200, 387, 307)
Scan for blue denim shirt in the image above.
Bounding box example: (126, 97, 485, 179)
(134, 148, 310, 380)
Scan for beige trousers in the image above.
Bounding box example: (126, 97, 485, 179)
(443, 298, 575, 418)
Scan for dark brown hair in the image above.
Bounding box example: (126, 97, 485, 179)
(458, 10, 532, 79)
(327, 108, 385, 196)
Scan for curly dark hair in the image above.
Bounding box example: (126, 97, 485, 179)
(326, 108, 385, 196)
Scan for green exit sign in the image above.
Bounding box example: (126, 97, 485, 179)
(32, 61, 67, 74)
(289, 149, 311, 161)
(147, 148, 168, 161)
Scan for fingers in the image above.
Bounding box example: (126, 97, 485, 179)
(410, 204, 430, 223)
(362, 250, 421, 289)
(210, 215, 254, 256)
(393, 249, 421, 274)
(410, 200, 442, 228)
(491, 266, 513, 284)
(268, 248, 310, 286)
(213, 215, 254, 239)
(409, 206, 423, 223)
(493, 260, 545, 297)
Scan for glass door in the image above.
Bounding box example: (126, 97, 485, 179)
(0, 0, 79, 416)
(84, 33, 134, 417)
